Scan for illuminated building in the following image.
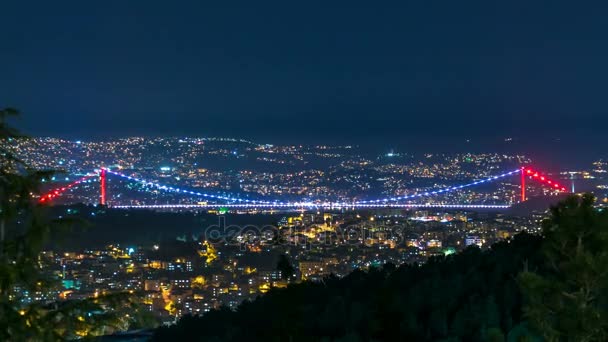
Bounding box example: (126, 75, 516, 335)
(426, 239, 442, 248)
(465, 236, 484, 248)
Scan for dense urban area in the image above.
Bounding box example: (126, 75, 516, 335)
(40, 207, 545, 326)
(4, 1, 608, 339)
(6, 137, 608, 205)
(4, 136, 608, 333)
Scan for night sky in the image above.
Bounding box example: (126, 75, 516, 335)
(1, 1, 606, 162)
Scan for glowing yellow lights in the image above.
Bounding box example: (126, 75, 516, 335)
(149, 261, 162, 269)
(248, 245, 262, 253)
(244, 266, 257, 275)
(60, 290, 73, 299)
(259, 283, 271, 293)
(198, 241, 218, 265)
(161, 285, 177, 315)
(75, 329, 88, 337)
(191, 275, 206, 289)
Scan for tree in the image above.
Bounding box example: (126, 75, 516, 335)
(0, 108, 148, 340)
(485, 295, 500, 329)
(485, 327, 505, 342)
(428, 308, 448, 338)
(276, 254, 295, 280)
(518, 194, 608, 342)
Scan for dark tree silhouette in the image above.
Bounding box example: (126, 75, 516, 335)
(519, 194, 608, 341)
(154, 232, 545, 341)
(0, 108, 149, 340)
(276, 254, 295, 280)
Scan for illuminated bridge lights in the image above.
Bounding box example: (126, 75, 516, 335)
(39, 165, 568, 208)
(356, 169, 522, 204)
(103, 168, 283, 205)
(38, 175, 97, 203)
(524, 168, 567, 192)
(111, 203, 511, 210)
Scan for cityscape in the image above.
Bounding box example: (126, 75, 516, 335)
(8, 137, 608, 207)
(4, 135, 607, 332)
(3, 1, 608, 341)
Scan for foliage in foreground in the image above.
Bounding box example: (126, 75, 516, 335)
(154, 194, 608, 341)
(154, 233, 543, 341)
(0, 108, 151, 340)
(519, 193, 608, 342)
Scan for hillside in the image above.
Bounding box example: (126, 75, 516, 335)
(153, 233, 544, 341)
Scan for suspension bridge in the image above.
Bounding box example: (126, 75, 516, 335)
(38, 166, 569, 210)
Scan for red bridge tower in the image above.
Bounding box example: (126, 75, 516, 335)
(100, 168, 107, 206)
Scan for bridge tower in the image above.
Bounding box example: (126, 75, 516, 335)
(100, 168, 107, 205)
(520, 167, 526, 202)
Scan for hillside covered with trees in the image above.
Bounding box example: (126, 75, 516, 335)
(153, 194, 608, 341)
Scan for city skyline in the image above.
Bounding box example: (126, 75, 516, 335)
(1, 1, 607, 160)
(8, 136, 605, 208)
(2, 2, 608, 339)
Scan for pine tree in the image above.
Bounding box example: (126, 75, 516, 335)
(485, 295, 500, 329)
(0, 108, 149, 340)
(429, 308, 448, 338)
(518, 194, 608, 341)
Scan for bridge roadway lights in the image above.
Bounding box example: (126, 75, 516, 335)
(44, 167, 560, 209)
(109, 203, 511, 210)
(103, 168, 525, 207)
